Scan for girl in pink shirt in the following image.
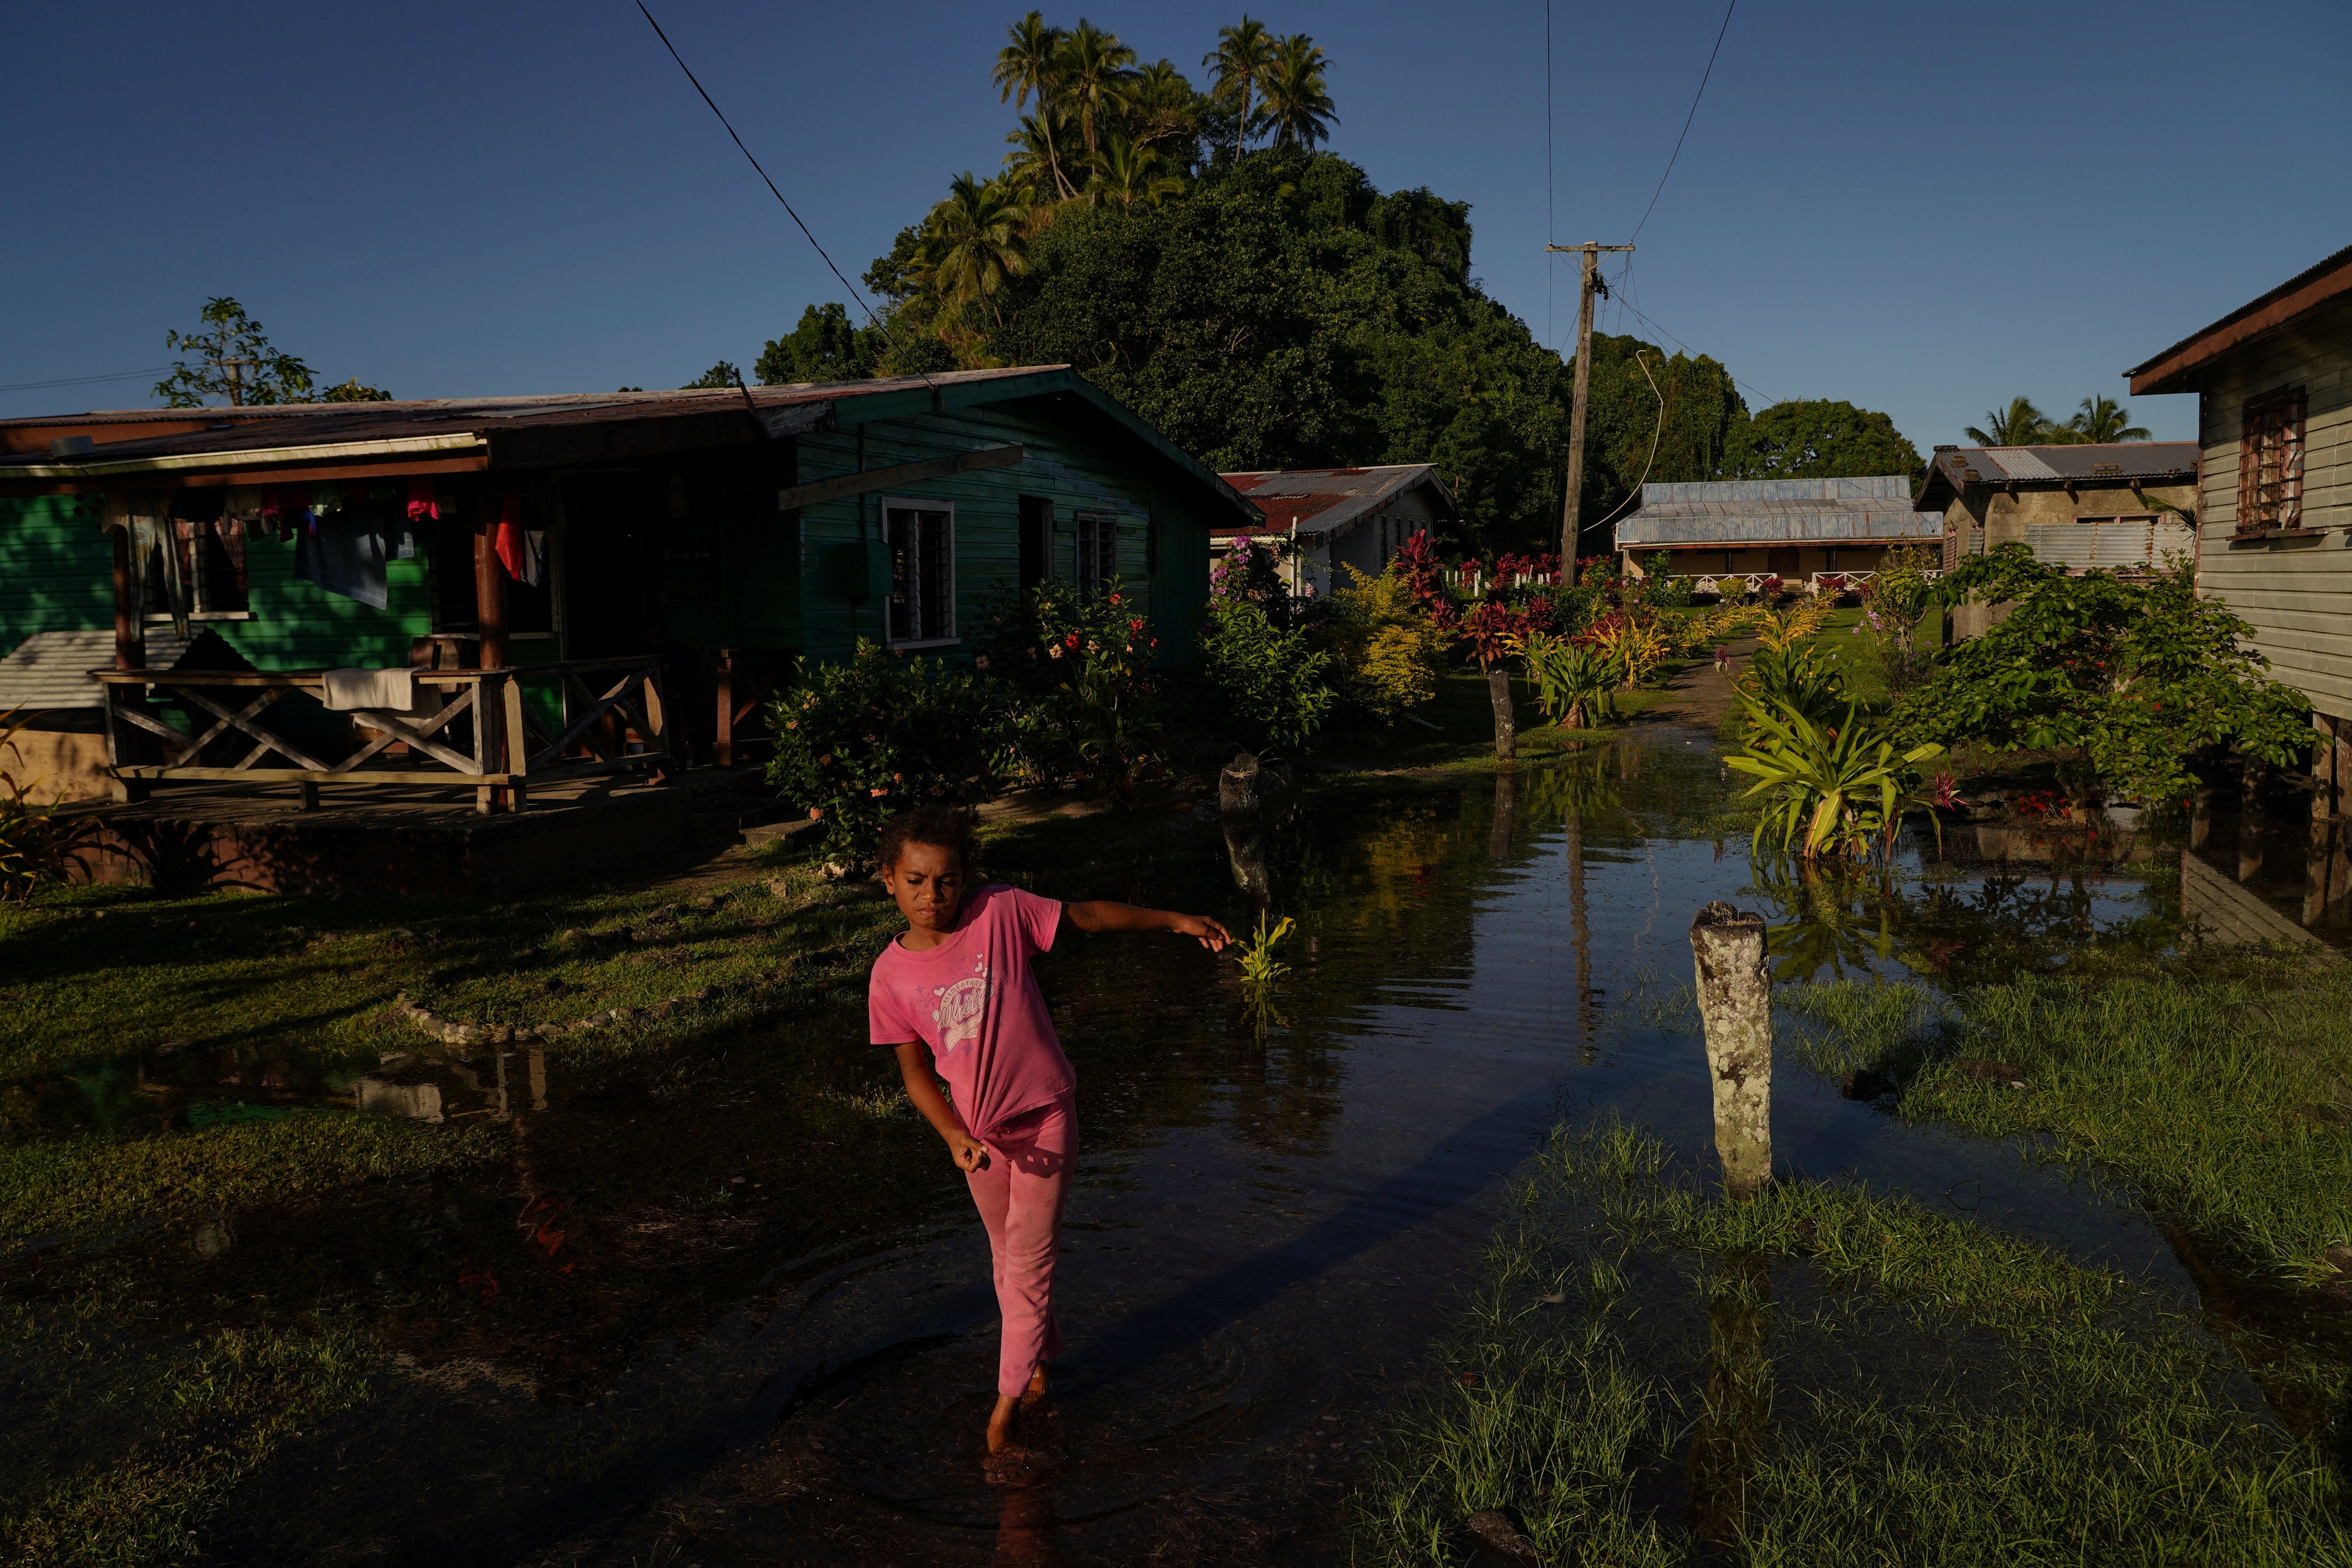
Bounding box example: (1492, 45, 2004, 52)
(867, 805, 1229, 1477)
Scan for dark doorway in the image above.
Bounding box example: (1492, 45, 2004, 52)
(1018, 495, 1051, 590)
(561, 472, 663, 657)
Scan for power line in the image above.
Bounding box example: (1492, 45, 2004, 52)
(633, 1, 884, 335)
(1625, 0, 1738, 243)
(1610, 287, 1780, 409)
(1545, 0, 1555, 350)
(0, 366, 174, 394)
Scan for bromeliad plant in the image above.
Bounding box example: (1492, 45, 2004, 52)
(1513, 631, 1621, 730)
(1726, 697, 1945, 863)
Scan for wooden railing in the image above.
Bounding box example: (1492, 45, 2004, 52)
(95, 657, 669, 814)
(1655, 570, 1943, 597)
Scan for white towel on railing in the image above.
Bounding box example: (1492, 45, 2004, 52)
(322, 668, 415, 713)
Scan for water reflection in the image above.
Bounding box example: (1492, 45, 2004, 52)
(0, 726, 2221, 1566)
(1684, 1252, 1773, 1560)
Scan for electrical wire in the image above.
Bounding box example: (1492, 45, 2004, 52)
(1586, 351, 1668, 537)
(1611, 287, 1780, 409)
(634, 0, 901, 350)
(1545, 0, 1555, 350)
(1625, 0, 1738, 244)
(0, 366, 174, 393)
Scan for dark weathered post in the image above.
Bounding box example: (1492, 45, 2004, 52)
(1486, 668, 1517, 761)
(1488, 769, 1518, 861)
(1220, 752, 1269, 905)
(1219, 752, 1262, 820)
(1689, 901, 1771, 1198)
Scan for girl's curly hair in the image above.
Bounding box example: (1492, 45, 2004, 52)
(876, 804, 977, 874)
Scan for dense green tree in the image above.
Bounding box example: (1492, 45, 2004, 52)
(321, 378, 392, 402)
(1964, 396, 2058, 446)
(682, 360, 743, 389)
(755, 303, 879, 385)
(1731, 399, 1923, 481)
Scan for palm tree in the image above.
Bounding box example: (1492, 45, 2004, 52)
(2059, 395, 2153, 444)
(1963, 397, 2058, 447)
(922, 172, 1029, 331)
(1085, 135, 1183, 209)
(1203, 16, 1275, 163)
(1056, 20, 1138, 159)
(1127, 58, 1200, 150)
(1002, 109, 1075, 210)
(1252, 34, 1337, 151)
(993, 12, 1075, 200)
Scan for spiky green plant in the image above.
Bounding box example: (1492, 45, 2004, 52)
(1724, 697, 1942, 862)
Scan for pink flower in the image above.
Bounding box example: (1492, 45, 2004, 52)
(818, 754, 833, 766)
(808, 807, 823, 819)
(869, 787, 886, 797)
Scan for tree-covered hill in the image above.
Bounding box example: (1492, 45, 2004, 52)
(721, 14, 1919, 555)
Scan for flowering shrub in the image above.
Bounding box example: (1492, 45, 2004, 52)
(765, 641, 1017, 855)
(1324, 562, 1448, 722)
(1896, 543, 2312, 803)
(975, 579, 1164, 803)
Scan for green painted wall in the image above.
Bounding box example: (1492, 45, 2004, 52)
(793, 399, 1217, 667)
(0, 496, 112, 637)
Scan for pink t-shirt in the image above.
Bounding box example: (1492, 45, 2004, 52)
(867, 883, 1075, 1138)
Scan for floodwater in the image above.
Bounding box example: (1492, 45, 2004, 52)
(2, 722, 2249, 1565)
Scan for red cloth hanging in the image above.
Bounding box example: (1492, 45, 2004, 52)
(493, 494, 526, 580)
(406, 476, 440, 524)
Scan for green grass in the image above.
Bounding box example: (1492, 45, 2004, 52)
(1784, 961, 2352, 1283)
(0, 1110, 508, 1252)
(1, 1292, 378, 1567)
(1352, 1120, 2352, 1567)
(0, 857, 904, 1082)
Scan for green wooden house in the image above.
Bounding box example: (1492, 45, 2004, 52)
(0, 367, 1254, 799)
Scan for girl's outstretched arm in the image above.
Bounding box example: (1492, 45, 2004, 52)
(1064, 900, 1232, 951)
(892, 1040, 991, 1171)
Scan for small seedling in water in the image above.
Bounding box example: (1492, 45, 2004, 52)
(1230, 913, 1295, 988)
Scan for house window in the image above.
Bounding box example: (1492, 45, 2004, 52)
(1075, 511, 1117, 599)
(2237, 386, 2306, 534)
(1823, 547, 1842, 570)
(882, 500, 955, 645)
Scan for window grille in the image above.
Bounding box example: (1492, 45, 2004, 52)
(883, 502, 955, 644)
(2237, 386, 2306, 535)
(1075, 512, 1117, 599)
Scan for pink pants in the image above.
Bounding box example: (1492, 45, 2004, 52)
(968, 1096, 1076, 1399)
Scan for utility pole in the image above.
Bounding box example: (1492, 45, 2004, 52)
(1547, 242, 1634, 574)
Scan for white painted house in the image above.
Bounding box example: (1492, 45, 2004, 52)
(1210, 465, 1458, 596)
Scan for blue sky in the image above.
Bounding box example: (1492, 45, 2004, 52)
(5, 0, 2347, 449)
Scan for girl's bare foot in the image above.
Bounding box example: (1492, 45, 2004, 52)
(1019, 1361, 1050, 1413)
(986, 1392, 1020, 1453)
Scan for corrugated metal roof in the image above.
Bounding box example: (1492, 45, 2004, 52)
(1618, 474, 1939, 547)
(1939, 442, 2198, 484)
(0, 628, 192, 712)
(1211, 463, 1454, 540)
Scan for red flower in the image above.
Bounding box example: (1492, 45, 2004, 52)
(1065, 634, 1080, 648)
(808, 807, 823, 819)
